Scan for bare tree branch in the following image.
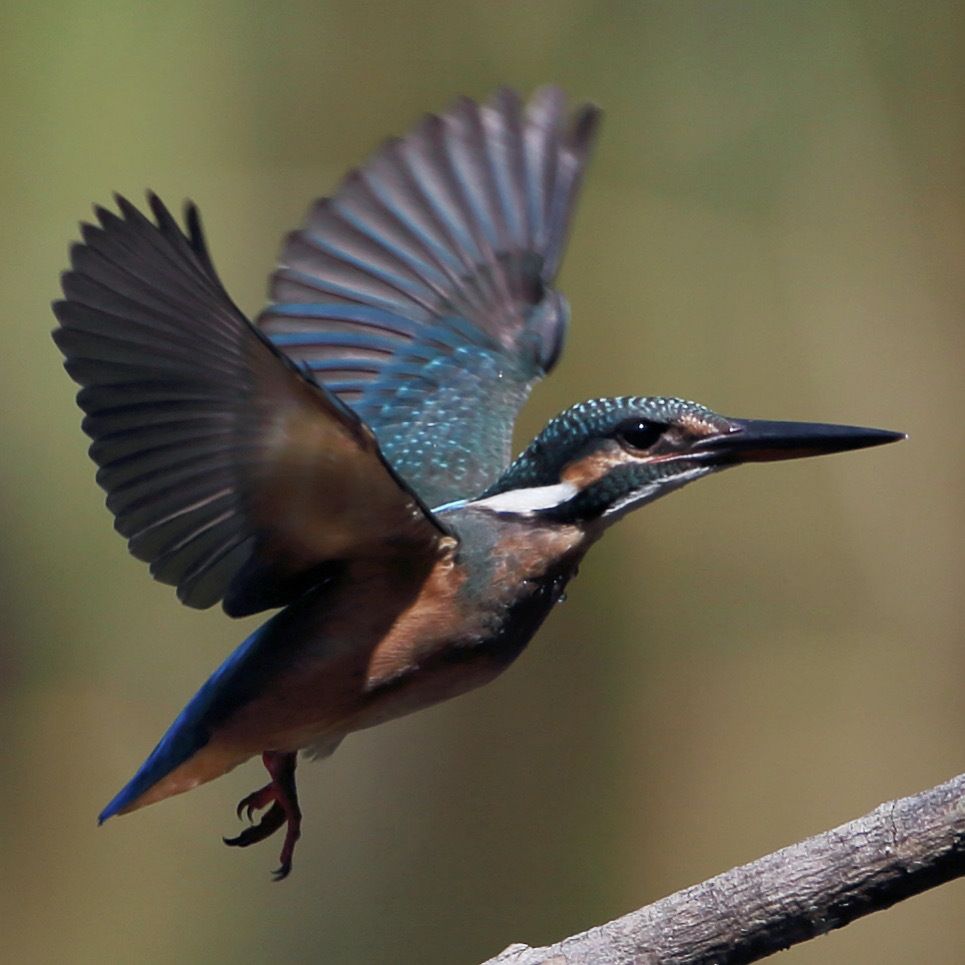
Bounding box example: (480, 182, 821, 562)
(485, 771, 965, 965)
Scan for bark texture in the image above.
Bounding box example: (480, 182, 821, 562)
(484, 772, 965, 965)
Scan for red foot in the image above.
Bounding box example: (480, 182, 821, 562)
(223, 751, 301, 880)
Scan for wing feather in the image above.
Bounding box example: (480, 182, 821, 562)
(259, 86, 601, 505)
(54, 195, 443, 617)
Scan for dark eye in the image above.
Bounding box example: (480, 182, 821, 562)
(615, 419, 666, 451)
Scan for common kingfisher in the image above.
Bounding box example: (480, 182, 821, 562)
(53, 86, 903, 879)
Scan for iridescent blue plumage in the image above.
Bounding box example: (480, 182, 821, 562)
(486, 397, 725, 493)
(258, 87, 599, 505)
(52, 86, 902, 880)
(98, 621, 272, 823)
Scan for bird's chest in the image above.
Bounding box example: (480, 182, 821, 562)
(226, 516, 590, 747)
(350, 514, 590, 720)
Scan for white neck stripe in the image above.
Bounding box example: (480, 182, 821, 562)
(467, 481, 579, 515)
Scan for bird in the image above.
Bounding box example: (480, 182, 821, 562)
(52, 86, 903, 880)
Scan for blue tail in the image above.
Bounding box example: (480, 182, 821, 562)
(99, 621, 271, 823)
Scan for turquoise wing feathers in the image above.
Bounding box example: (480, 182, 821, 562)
(258, 86, 601, 507)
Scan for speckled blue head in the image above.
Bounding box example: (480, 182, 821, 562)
(476, 397, 728, 521)
(473, 396, 903, 525)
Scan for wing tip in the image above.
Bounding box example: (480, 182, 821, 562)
(72, 190, 203, 255)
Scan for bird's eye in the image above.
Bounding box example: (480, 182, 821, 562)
(616, 419, 665, 451)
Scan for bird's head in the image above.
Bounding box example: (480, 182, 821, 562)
(470, 396, 903, 525)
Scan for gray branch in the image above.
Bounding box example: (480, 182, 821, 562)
(485, 771, 965, 965)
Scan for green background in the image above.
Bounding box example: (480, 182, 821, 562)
(3, 1, 963, 962)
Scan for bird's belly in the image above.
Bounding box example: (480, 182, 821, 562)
(202, 516, 587, 761)
(236, 641, 514, 754)
(213, 607, 526, 755)
(210, 567, 564, 755)
(133, 525, 587, 810)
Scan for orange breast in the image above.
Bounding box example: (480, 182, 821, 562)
(127, 513, 595, 811)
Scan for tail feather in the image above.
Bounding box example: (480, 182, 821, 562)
(99, 623, 268, 822)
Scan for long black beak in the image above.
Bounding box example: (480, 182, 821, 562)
(695, 418, 905, 464)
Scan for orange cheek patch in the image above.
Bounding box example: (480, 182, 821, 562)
(560, 443, 628, 488)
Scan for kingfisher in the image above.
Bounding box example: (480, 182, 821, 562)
(53, 86, 902, 879)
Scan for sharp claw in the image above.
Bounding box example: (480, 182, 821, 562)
(223, 751, 303, 879)
(223, 829, 257, 848)
(235, 783, 276, 822)
(223, 801, 286, 848)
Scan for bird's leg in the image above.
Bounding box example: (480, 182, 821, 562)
(223, 750, 302, 880)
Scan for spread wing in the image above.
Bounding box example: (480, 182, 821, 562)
(53, 195, 444, 617)
(258, 86, 601, 507)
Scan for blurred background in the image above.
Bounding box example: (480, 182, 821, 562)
(4, 1, 964, 962)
